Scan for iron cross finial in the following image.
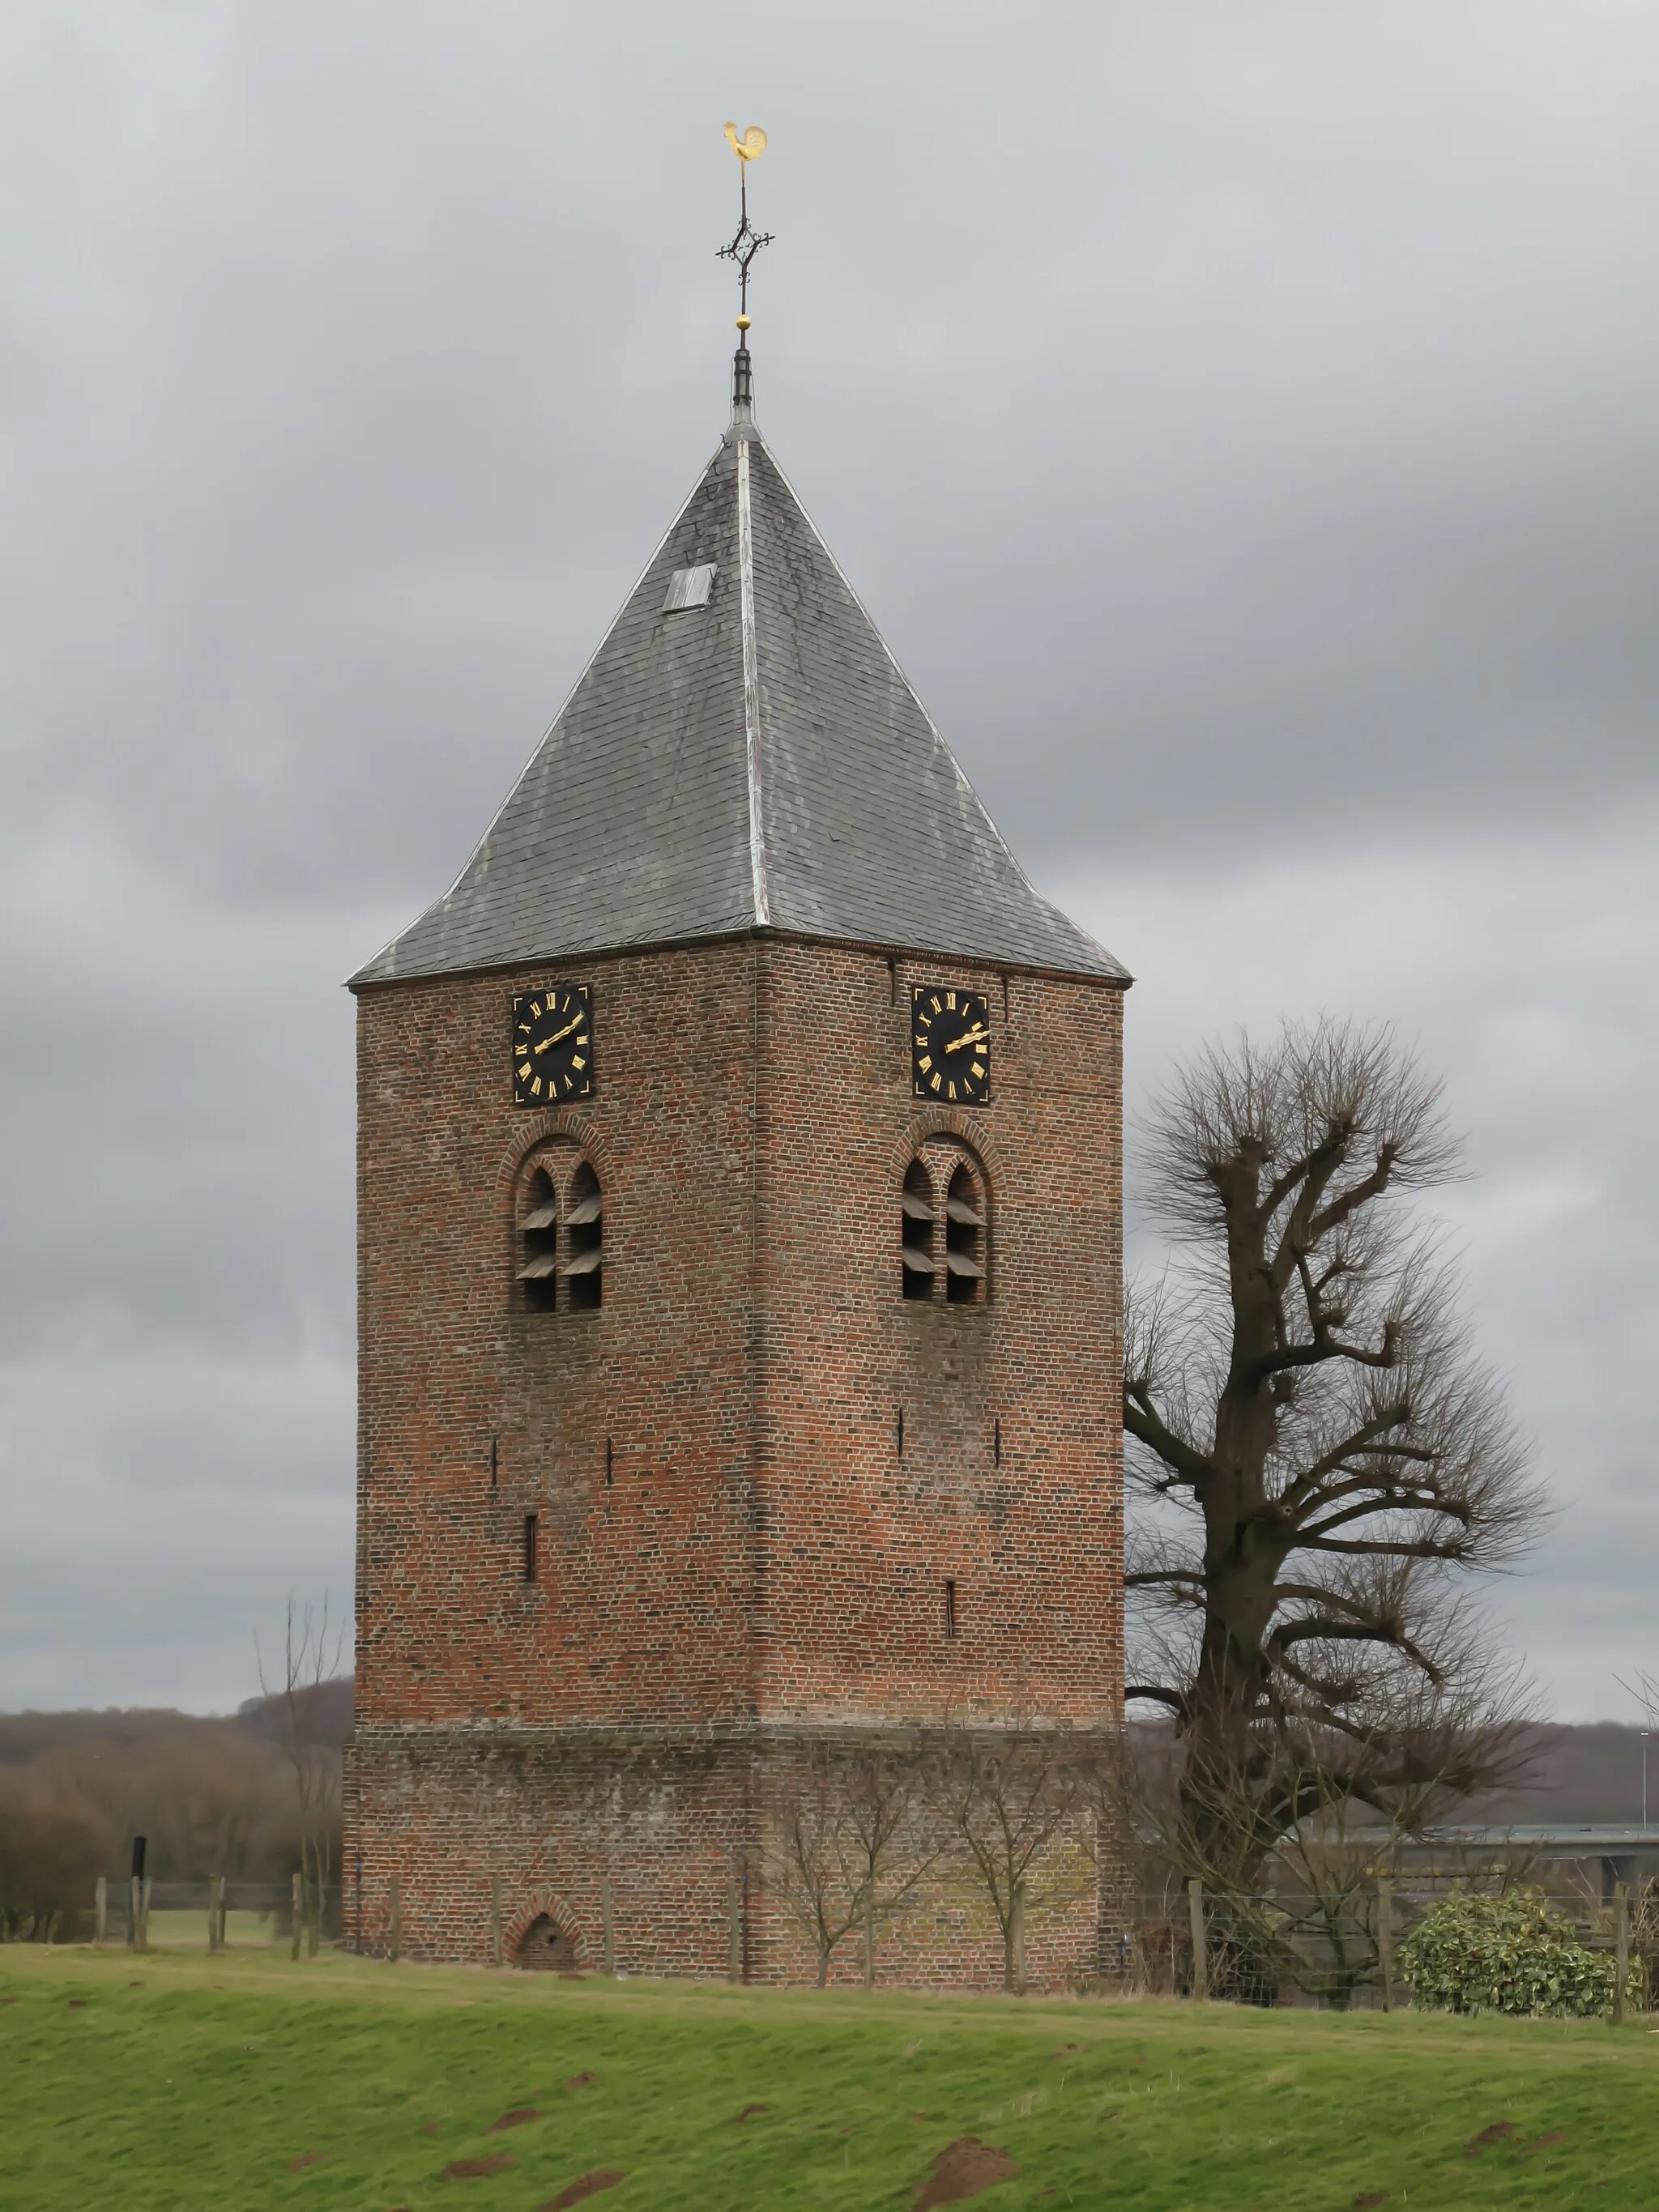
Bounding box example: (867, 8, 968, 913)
(717, 122, 773, 335)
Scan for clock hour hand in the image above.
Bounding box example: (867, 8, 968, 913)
(533, 1013, 585, 1053)
(943, 1025, 990, 1054)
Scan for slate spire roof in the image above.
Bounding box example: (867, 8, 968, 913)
(351, 375, 1128, 989)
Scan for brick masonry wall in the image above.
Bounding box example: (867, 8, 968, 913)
(344, 1723, 1119, 1990)
(348, 930, 1124, 1985)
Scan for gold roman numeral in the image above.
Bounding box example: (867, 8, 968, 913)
(571, 1055, 586, 1071)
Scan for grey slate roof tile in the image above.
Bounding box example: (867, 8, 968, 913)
(351, 416, 1128, 988)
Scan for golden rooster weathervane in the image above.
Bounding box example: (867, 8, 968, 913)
(717, 121, 773, 336)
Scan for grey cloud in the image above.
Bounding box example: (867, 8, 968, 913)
(0, 0, 1653, 1708)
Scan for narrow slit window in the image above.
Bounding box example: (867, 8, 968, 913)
(522, 1512, 539, 1584)
(944, 1163, 985, 1304)
(944, 1579, 957, 1639)
(901, 1158, 936, 1301)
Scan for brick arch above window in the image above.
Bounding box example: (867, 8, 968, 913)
(495, 1108, 617, 1211)
(888, 1106, 1005, 1192)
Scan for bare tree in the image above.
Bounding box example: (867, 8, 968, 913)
(928, 1728, 1094, 1993)
(766, 1741, 938, 1986)
(257, 1594, 348, 1945)
(1123, 1019, 1542, 1885)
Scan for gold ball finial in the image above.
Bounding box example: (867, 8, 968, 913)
(736, 314, 752, 331)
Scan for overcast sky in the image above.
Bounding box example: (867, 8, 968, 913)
(1, 2, 1653, 1719)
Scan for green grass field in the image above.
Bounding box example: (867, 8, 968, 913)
(2, 1945, 1653, 2210)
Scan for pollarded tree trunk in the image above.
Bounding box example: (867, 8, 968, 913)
(1124, 1021, 1542, 1884)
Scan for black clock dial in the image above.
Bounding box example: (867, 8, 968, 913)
(512, 986, 593, 1106)
(911, 987, 991, 1105)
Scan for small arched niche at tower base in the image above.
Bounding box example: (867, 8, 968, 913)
(899, 1137, 988, 1306)
(515, 1913, 578, 1972)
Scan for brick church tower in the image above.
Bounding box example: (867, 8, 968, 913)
(345, 318, 1130, 1985)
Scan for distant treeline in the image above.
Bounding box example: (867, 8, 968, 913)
(0, 1685, 1645, 1941)
(0, 1679, 349, 1939)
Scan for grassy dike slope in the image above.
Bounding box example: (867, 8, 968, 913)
(1, 1946, 1652, 2210)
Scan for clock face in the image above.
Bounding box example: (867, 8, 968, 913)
(911, 987, 991, 1105)
(512, 986, 593, 1106)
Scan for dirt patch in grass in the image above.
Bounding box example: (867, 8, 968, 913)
(915, 2137, 1020, 2208)
(540, 2172, 625, 2208)
(1354, 2194, 1388, 2208)
(1525, 2131, 1569, 2154)
(732, 2103, 768, 2122)
(564, 2070, 596, 2090)
(287, 2152, 326, 2172)
(441, 2153, 514, 2180)
(1466, 2123, 1516, 2153)
(488, 2108, 541, 2132)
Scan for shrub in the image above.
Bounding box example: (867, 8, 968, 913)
(1400, 1886, 1636, 2018)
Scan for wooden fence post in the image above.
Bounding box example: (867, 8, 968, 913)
(1614, 1882, 1630, 2025)
(207, 1874, 220, 1955)
(94, 1877, 107, 1948)
(1187, 1879, 1208, 2001)
(601, 1873, 615, 1976)
(290, 1872, 303, 1961)
(727, 1853, 743, 1984)
(1377, 1877, 1394, 2012)
(389, 1874, 402, 1964)
(138, 1878, 151, 1950)
(490, 1877, 503, 1968)
(128, 1875, 141, 1950)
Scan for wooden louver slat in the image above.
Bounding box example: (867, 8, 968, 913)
(517, 1252, 561, 1281)
(565, 1194, 602, 1226)
(520, 1203, 559, 1231)
(944, 1251, 985, 1277)
(560, 1248, 603, 1276)
(902, 1249, 936, 1272)
(945, 1199, 983, 1225)
(901, 1193, 936, 1221)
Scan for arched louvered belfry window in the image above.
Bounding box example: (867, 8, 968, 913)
(900, 1144, 989, 1305)
(901, 1157, 936, 1300)
(944, 1161, 986, 1304)
(565, 1161, 603, 1310)
(516, 1153, 603, 1315)
(518, 1168, 560, 1314)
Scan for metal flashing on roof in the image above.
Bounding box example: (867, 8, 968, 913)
(351, 418, 1128, 990)
(663, 563, 717, 612)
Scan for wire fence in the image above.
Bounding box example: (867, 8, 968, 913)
(1109, 1871, 1657, 2010)
(83, 1876, 345, 1954)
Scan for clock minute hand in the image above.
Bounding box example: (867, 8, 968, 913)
(533, 1014, 585, 1053)
(943, 1026, 990, 1054)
